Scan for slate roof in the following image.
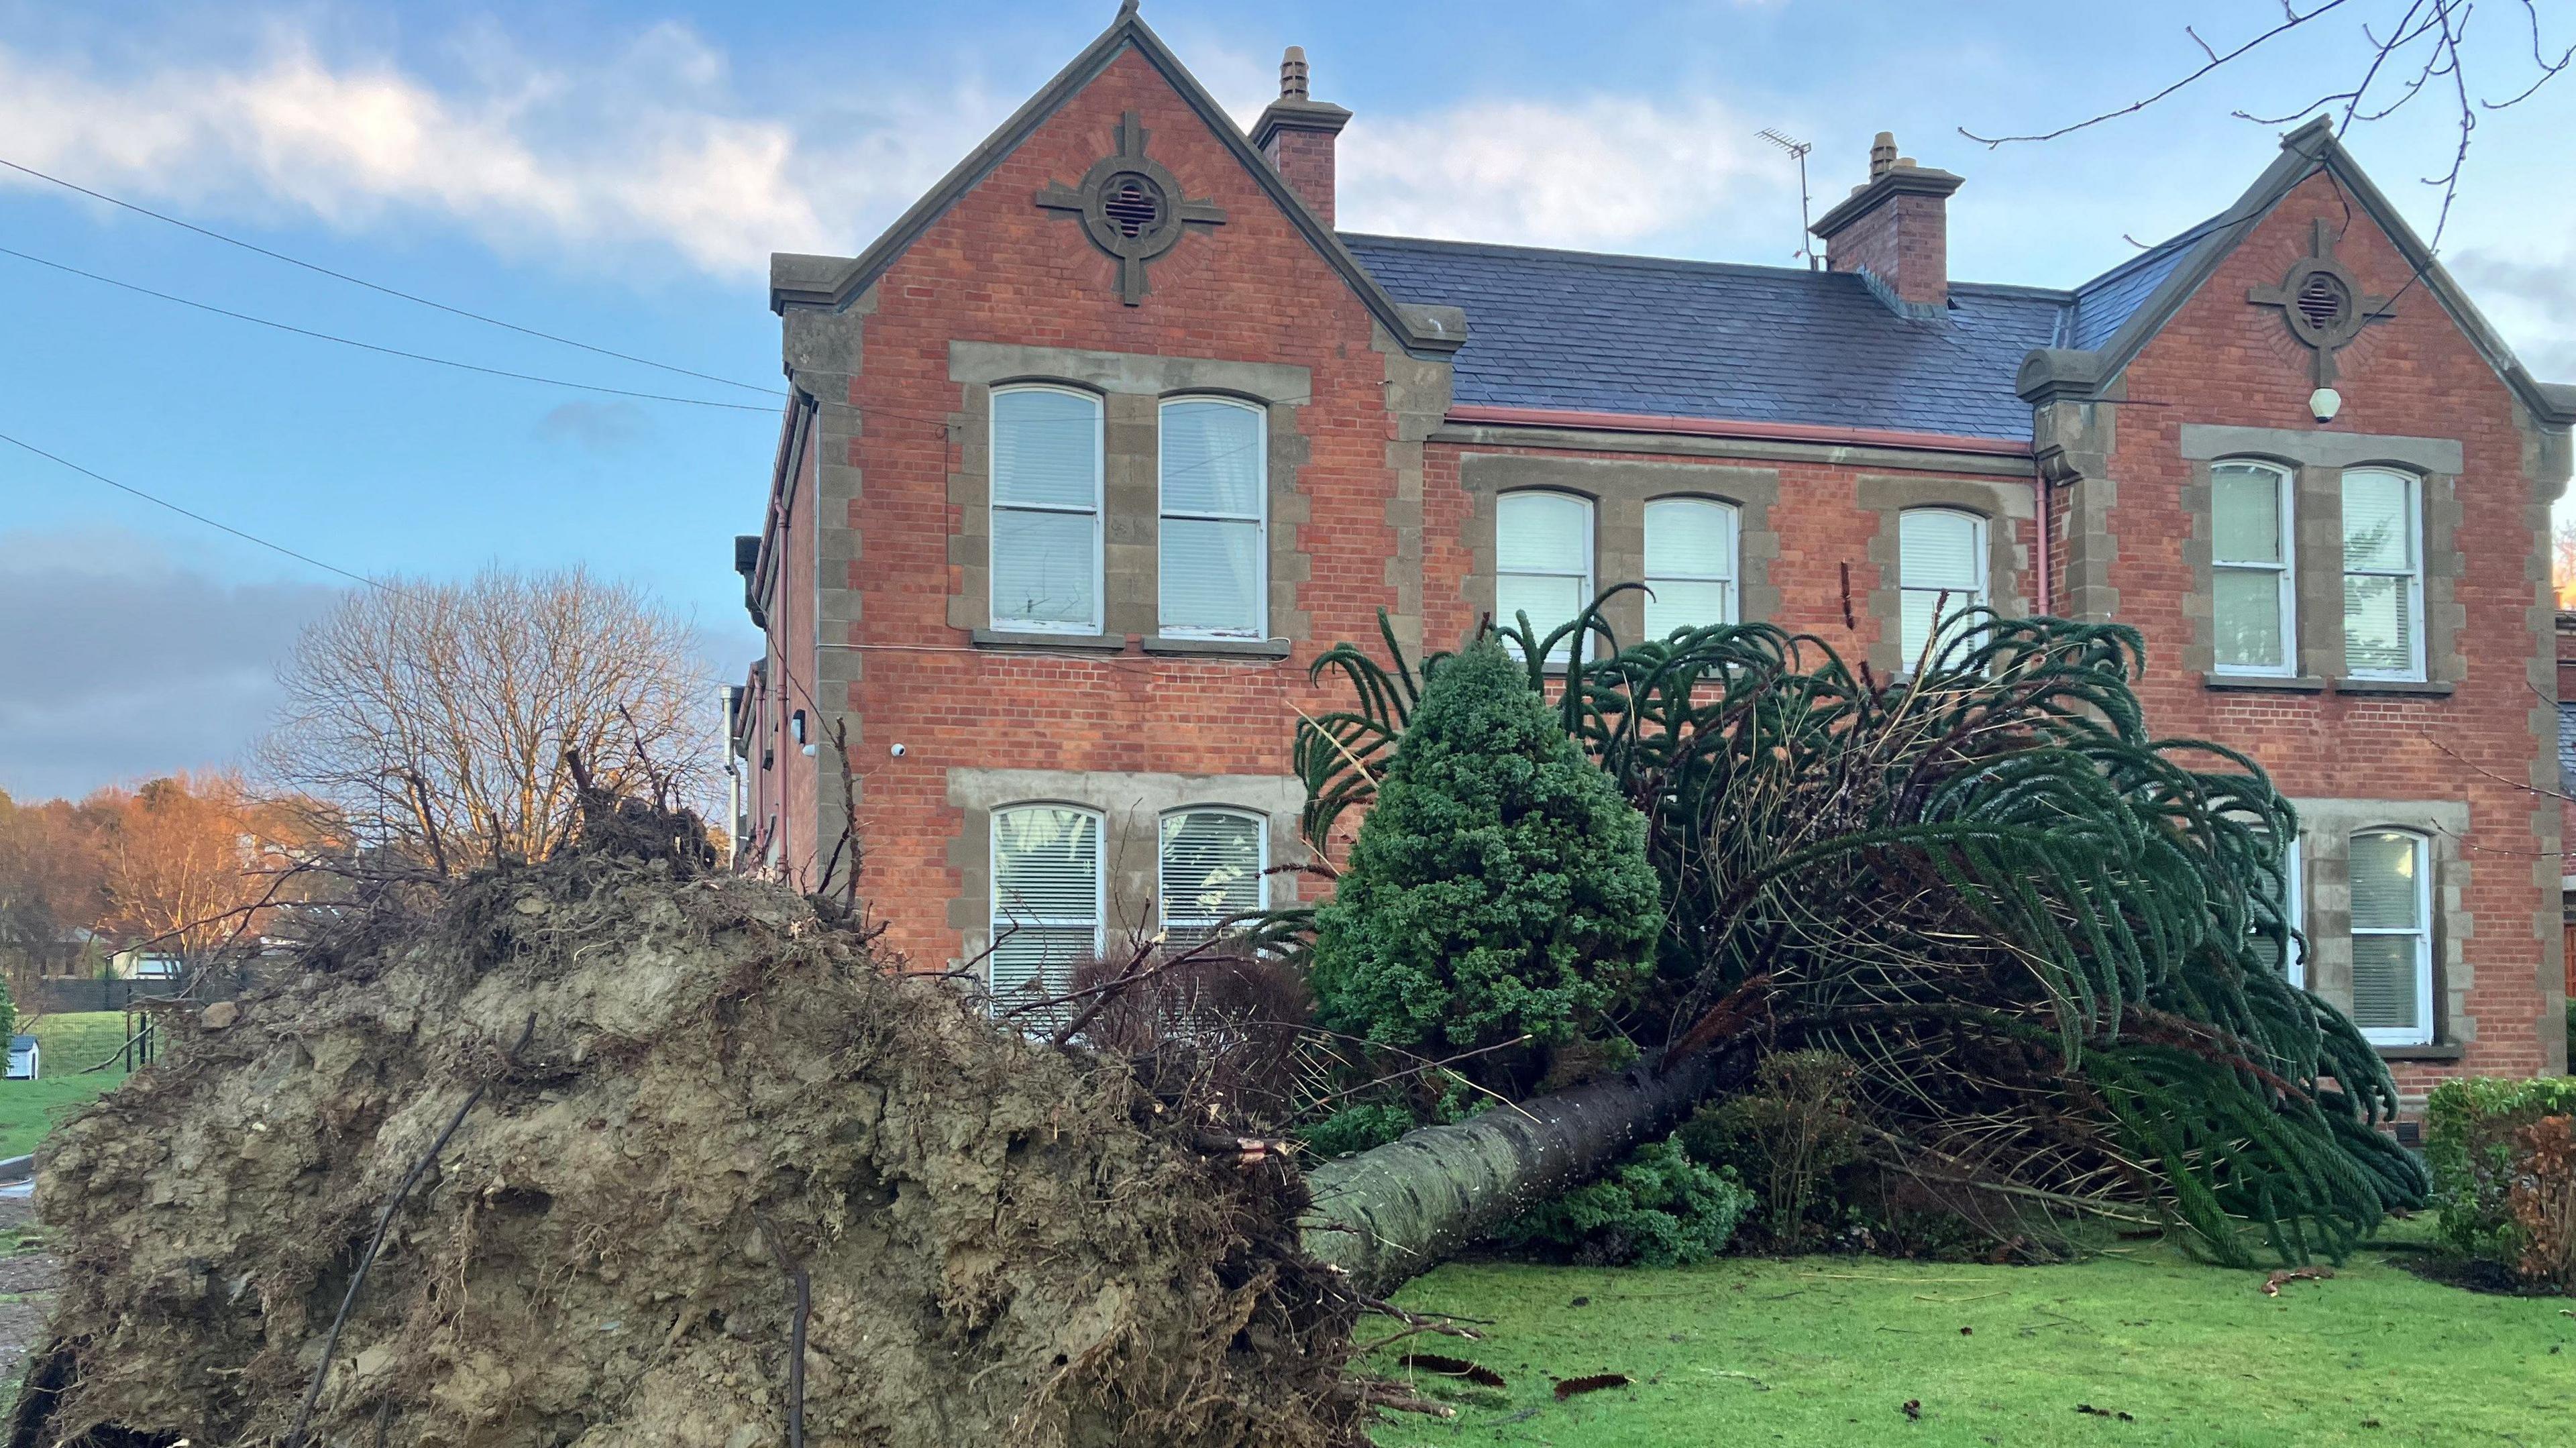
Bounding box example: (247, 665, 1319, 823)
(1342, 234, 2070, 442)
(2064, 215, 2227, 352)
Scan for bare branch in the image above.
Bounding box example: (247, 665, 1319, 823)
(1959, 1, 2355, 146)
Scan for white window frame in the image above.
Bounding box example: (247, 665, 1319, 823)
(2210, 459, 2298, 677)
(1496, 490, 1595, 666)
(1898, 507, 1989, 670)
(987, 803, 1106, 1016)
(2349, 828, 2434, 1048)
(1157, 807, 1269, 943)
(1157, 396, 1268, 639)
(989, 384, 1105, 634)
(1642, 496, 1741, 634)
(2340, 467, 2425, 681)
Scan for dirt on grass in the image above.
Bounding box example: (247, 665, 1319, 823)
(8, 818, 1364, 1448)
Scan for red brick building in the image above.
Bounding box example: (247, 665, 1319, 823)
(732, 11, 2574, 1097)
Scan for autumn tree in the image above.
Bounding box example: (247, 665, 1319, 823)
(0, 789, 105, 995)
(78, 773, 311, 970)
(262, 567, 713, 875)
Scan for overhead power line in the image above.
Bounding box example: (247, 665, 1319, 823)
(0, 153, 785, 398)
(0, 244, 777, 414)
(0, 427, 393, 593)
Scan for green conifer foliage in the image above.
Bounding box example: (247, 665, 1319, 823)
(1307, 641, 1662, 1058)
(1287, 601, 2431, 1266)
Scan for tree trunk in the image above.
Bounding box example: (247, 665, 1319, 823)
(1298, 1046, 1740, 1296)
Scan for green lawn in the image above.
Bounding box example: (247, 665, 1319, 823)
(1365, 1233, 2575, 1447)
(0, 1014, 134, 1161)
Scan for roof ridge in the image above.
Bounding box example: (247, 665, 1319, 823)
(1342, 231, 2061, 298)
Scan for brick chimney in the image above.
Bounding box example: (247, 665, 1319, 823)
(1250, 46, 1351, 226)
(1809, 131, 1964, 315)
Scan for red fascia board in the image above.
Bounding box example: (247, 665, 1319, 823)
(1444, 404, 2033, 459)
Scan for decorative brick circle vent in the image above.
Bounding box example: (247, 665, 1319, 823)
(2248, 220, 2395, 386)
(1036, 112, 1228, 305)
(2296, 271, 2353, 333)
(1103, 175, 1164, 238)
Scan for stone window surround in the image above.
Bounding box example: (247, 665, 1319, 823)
(2178, 425, 2464, 694)
(1856, 475, 2033, 677)
(944, 767, 1307, 971)
(2286, 796, 2472, 1060)
(1456, 454, 1783, 652)
(947, 341, 1312, 658)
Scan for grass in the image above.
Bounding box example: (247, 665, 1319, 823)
(0, 1013, 135, 1161)
(1364, 1229, 2576, 1447)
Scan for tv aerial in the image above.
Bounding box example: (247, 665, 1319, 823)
(1756, 128, 1818, 270)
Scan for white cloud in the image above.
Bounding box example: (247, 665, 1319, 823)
(2451, 249, 2576, 379)
(0, 21, 997, 280)
(1337, 95, 1783, 249)
(0, 17, 1794, 277)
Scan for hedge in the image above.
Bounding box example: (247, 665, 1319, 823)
(2424, 1074, 2576, 1270)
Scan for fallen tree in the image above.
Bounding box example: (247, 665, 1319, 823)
(1299, 1044, 1743, 1296)
(1284, 605, 2429, 1275)
(11, 814, 1367, 1448)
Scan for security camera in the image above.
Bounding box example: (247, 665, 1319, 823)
(890, 742, 908, 758)
(2308, 387, 2342, 425)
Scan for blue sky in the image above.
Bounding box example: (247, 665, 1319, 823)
(5, 0, 2573, 799)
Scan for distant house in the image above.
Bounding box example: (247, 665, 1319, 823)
(108, 950, 182, 981)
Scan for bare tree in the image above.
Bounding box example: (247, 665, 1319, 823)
(263, 567, 713, 874)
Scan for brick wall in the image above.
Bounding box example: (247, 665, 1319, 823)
(2107, 171, 2565, 1089)
(804, 49, 1404, 966)
(743, 48, 2563, 1085)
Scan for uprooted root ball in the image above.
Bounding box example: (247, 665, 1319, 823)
(12, 848, 1362, 1448)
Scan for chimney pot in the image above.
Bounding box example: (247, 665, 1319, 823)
(1813, 131, 1962, 313)
(1252, 46, 1351, 226)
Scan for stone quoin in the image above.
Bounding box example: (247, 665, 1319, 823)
(729, 8, 2576, 1105)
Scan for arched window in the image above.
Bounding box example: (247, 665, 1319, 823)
(2348, 828, 2433, 1046)
(2341, 467, 2424, 679)
(1497, 490, 1593, 665)
(1898, 508, 1988, 668)
(1159, 396, 1268, 638)
(2211, 459, 2296, 675)
(989, 804, 1104, 1015)
(1159, 808, 1267, 946)
(989, 386, 1104, 631)
(1643, 497, 1740, 636)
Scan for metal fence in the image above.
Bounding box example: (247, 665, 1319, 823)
(29, 978, 205, 1016)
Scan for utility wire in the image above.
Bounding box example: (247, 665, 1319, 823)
(0, 243, 777, 414)
(0, 427, 395, 593)
(0, 153, 785, 398)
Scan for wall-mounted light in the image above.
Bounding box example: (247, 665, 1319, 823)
(2308, 387, 2342, 425)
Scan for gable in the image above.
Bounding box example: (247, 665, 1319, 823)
(2021, 119, 2576, 426)
(768, 10, 1461, 358)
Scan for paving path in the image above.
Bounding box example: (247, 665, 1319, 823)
(0, 1197, 58, 1391)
